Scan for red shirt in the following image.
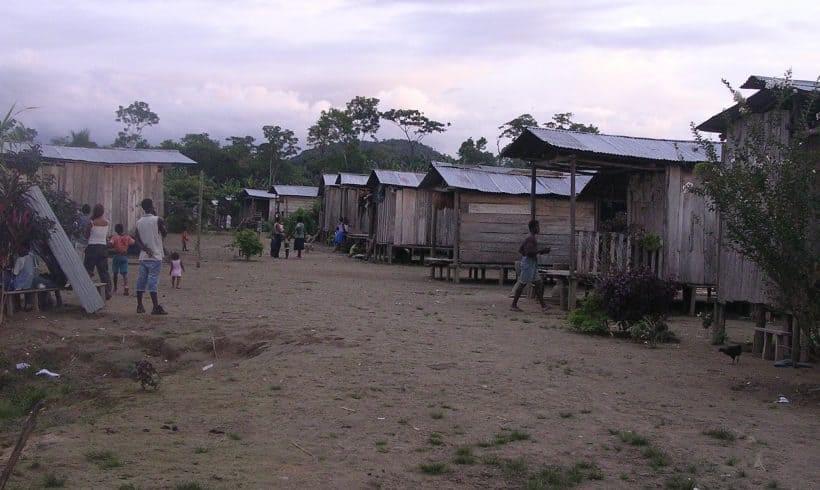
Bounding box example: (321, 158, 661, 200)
(110, 234, 135, 255)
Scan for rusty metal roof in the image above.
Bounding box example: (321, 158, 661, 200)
(36, 144, 196, 165)
(322, 174, 338, 187)
(271, 185, 319, 197)
(506, 127, 712, 163)
(421, 162, 592, 196)
(336, 172, 369, 186)
(367, 169, 425, 188)
(242, 188, 277, 200)
(741, 75, 819, 92)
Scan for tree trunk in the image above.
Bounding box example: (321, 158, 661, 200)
(710, 302, 726, 345)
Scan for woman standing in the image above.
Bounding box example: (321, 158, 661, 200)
(293, 217, 306, 259)
(270, 217, 285, 258)
(84, 203, 112, 300)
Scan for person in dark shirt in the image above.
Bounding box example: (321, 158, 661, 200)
(511, 219, 551, 312)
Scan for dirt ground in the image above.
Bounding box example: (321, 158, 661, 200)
(1, 233, 818, 489)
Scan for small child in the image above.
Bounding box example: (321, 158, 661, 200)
(109, 224, 135, 295)
(181, 229, 190, 252)
(283, 236, 291, 259)
(169, 252, 184, 289)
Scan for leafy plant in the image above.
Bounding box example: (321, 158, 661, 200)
(596, 268, 678, 328)
(634, 231, 663, 252)
(231, 229, 263, 260)
(628, 316, 678, 345)
(283, 207, 317, 237)
(567, 294, 610, 335)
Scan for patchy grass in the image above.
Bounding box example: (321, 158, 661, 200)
(703, 428, 736, 443)
(430, 411, 444, 420)
(613, 430, 649, 446)
(269, 385, 282, 391)
(642, 446, 670, 470)
(194, 447, 209, 454)
(175, 482, 205, 490)
(397, 418, 409, 425)
(428, 432, 444, 446)
(664, 474, 697, 490)
(375, 440, 388, 453)
(559, 412, 574, 419)
(85, 449, 123, 470)
(725, 457, 738, 466)
(118, 485, 138, 490)
(453, 447, 475, 465)
(525, 461, 603, 489)
(489, 429, 531, 446)
(227, 432, 242, 441)
(0, 385, 48, 421)
(765, 481, 781, 489)
(419, 462, 449, 475)
(42, 473, 67, 488)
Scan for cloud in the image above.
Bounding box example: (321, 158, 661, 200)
(0, 0, 817, 154)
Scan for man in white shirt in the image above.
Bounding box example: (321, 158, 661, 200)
(134, 198, 168, 315)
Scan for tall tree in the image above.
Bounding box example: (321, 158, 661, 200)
(307, 108, 356, 168)
(345, 96, 381, 141)
(457, 136, 496, 165)
(113, 101, 159, 148)
(544, 112, 599, 133)
(380, 108, 449, 162)
(52, 129, 98, 148)
(497, 113, 539, 148)
(261, 125, 300, 186)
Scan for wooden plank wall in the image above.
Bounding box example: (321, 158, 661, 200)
(339, 187, 370, 235)
(322, 187, 342, 233)
(627, 172, 665, 236)
(668, 167, 718, 285)
(433, 192, 455, 247)
(458, 193, 595, 265)
(279, 196, 317, 217)
(374, 187, 396, 244)
(40, 162, 165, 234)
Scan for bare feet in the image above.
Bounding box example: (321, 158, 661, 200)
(510, 305, 523, 312)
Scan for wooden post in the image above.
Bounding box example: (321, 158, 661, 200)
(196, 170, 203, 269)
(711, 216, 725, 344)
(453, 190, 461, 284)
(430, 206, 438, 258)
(530, 163, 536, 220)
(790, 315, 800, 365)
(568, 155, 577, 310)
(0, 400, 44, 489)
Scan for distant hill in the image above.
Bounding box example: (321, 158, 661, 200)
(291, 138, 453, 170)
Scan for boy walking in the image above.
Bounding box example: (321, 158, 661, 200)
(134, 198, 168, 315)
(109, 224, 135, 295)
(511, 219, 551, 312)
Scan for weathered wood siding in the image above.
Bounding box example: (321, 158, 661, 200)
(627, 172, 665, 236)
(339, 187, 370, 235)
(458, 193, 595, 265)
(321, 186, 342, 234)
(40, 162, 165, 234)
(373, 187, 449, 247)
(278, 196, 317, 217)
(666, 167, 718, 285)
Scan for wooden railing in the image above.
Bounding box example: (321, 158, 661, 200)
(575, 231, 663, 277)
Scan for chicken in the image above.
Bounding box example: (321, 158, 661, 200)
(719, 344, 742, 364)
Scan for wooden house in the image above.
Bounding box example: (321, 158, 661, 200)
(335, 173, 371, 236)
(37, 145, 196, 233)
(366, 169, 454, 262)
(239, 188, 277, 222)
(270, 185, 319, 218)
(697, 74, 819, 359)
(419, 162, 594, 282)
(502, 128, 720, 309)
(319, 173, 340, 239)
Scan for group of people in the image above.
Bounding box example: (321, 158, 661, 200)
(333, 218, 350, 250)
(72, 198, 182, 315)
(269, 215, 307, 259)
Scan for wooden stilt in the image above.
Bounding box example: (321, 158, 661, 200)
(688, 286, 697, 316)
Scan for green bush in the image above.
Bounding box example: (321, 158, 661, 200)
(628, 316, 678, 345)
(568, 295, 610, 335)
(283, 208, 317, 237)
(231, 229, 263, 260)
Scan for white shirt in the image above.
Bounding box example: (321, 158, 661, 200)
(136, 214, 163, 261)
(88, 224, 109, 245)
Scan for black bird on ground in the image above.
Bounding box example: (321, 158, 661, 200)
(719, 344, 743, 364)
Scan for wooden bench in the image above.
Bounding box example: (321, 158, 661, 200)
(2, 287, 62, 317)
(753, 327, 792, 361)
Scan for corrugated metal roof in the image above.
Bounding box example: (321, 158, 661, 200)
(525, 127, 712, 163)
(36, 144, 196, 165)
(337, 172, 369, 186)
(272, 185, 319, 198)
(322, 174, 338, 187)
(368, 169, 425, 188)
(741, 75, 819, 92)
(242, 188, 277, 199)
(423, 162, 592, 196)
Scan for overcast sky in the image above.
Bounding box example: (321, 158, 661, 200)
(1, 0, 817, 155)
